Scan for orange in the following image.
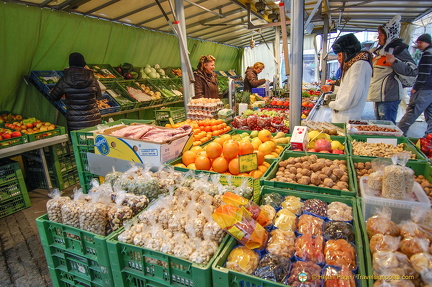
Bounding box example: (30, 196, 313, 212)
(228, 158, 240, 175)
(258, 141, 274, 155)
(182, 150, 196, 166)
(223, 140, 240, 160)
(249, 169, 263, 179)
(258, 165, 268, 173)
(238, 141, 254, 155)
(251, 138, 263, 150)
(213, 137, 224, 146)
(174, 163, 187, 168)
(206, 142, 223, 159)
(190, 146, 204, 154)
(254, 150, 265, 165)
(220, 134, 231, 142)
(238, 173, 251, 177)
(212, 156, 229, 173)
(195, 155, 212, 171)
(187, 163, 197, 170)
(258, 130, 272, 142)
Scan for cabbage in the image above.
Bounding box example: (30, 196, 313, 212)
(144, 67, 152, 74)
(150, 68, 156, 73)
(156, 73, 160, 78)
(157, 69, 165, 76)
(145, 64, 151, 69)
(154, 64, 160, 69)
(148, 72, 158, 79)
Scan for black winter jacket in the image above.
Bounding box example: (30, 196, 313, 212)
(50, 68, 102, 131)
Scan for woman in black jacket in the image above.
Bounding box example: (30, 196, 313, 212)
(49, 52, 102, 131)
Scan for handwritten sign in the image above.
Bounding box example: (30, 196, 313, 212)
(23, 117, 36, 125)
(238, 153, 258, 173)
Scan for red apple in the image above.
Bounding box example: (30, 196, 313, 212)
(11, 131, 21, 138)
(314, 139, 332, 152)
(319, 150, 330, 153)
(331, 149, 344, 154)
(307, 149, 317, 152)
(25, 123, 33, 128)
(2, 133, 11, 139)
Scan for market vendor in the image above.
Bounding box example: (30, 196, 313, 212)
(49, 52, 102, 131)
(321, 34, 373, 123)
(193, 55, 219, 99)
(243, 62, 268, 92)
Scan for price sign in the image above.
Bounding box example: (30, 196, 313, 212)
(23, 117, 36, 124)
(238, 153, 258, 173)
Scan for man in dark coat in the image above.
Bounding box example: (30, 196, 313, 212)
(50, 52, 102, 131)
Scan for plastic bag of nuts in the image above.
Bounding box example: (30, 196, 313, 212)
(79, 191, 110, 235)
(382, 154, 414, 200)
(46, 188, 71, 223)
(61, 188, 87, 228)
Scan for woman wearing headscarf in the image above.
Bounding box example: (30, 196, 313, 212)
(193, 55, 219, 98)
(367, 14, 418, 123)
(49, 52, 102, 131)
(324, 33, 373, 123)
(243, 62, 267, 92)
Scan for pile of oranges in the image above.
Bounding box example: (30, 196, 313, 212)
(166, 118, 231, 146)
(176, 130, 284, 179)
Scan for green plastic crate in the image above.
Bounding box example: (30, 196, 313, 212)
(351, 155, 432, 198)
(356, 198, 374, 287)
(261, 151, 356, 196)
(26, 125, 66, 142)
(148, 79, 181, 103)
(48, 266, 104, 287)
(36, 214, 112, 268)
(348, 134, 428, 161)
(43, 245, 113, 287)
(135, 79, 165, 106)
(0, 169, 27, 203)
(0, 135, 27, 149)
(86, 64, 122, 81)
(109, 81, 137, 111)
(154, 107, 186, 125)
(106, 231, 229, 287)
(290, 135, 348, 154)
(0, 160, 20, 185)
(0, 182, 31, 219)
(116, 80, 153, 108)
(212, 186, 368, 287)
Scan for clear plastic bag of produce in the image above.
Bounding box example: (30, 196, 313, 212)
(286, 260, 322, 287)
(118, 217, 139, 244)
(303, 198, 327, 218)
(46, 188, 70, 223)
(232, 177, 253, 200)
(260, 192, 284, 208)
(225, 246, 260, 275)
(61, 187, 87, 228)
(323, 265, 356, 287)
(399, 220, 432, 242)
(266, 229, 295, 258)
(327, 201, 353, 222)
(274, 209, 297, 231)
(410, 252, 432, 285)
(232, 116, 248, 129)
(79, 191, 110, 236)
(382, 154, 414, 200)
(294, 234, 325, 264)
(106, 191, 134, 234)
(253, 253, 291, 283)
(369, 234, 401, 253)
(281, 196, 304, 215)
(222, 192, 271, 227)
(257, 116, 271, 128)
(324, 221, 355, 242)
(324, 239, 357, 270)
(259, 205, 276, 224)
(368, 158, 391, 190)
(113, 165, 160, 200)
(297, 214, 324, 236)
(372, 251, 416, 277)
(366, 207, 400, 239)
(212, 205, 268, 249)
(246, 114, 258, 128)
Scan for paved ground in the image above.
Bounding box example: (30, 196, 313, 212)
(0, 103, 427, 287)
(0, 188, 73, 287)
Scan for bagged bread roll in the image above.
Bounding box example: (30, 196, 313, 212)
(366, 208, 400, 239)
(382, 154, 414, 200)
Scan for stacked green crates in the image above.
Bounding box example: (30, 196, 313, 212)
(70, 119, 153, 192)
(23, 141, 78, 190)
(0, 159, 31, 218)
(37, 214, 115, 287)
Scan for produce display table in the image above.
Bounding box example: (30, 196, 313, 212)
(0, 134, 69, 190)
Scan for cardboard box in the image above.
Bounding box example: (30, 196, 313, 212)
(94, 124, 193, 166)
(290, 126, 308, 150)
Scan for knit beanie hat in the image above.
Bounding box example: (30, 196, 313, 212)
(332, 33, 361, 62)
(69, 52, 86, 67)
(380, 15, 401, 50)
(416, 34, 432, 45)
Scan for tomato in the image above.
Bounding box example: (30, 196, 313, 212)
(426, 133, 432, 140)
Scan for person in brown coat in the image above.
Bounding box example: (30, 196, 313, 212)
(193, 55, 219, 98)
(243, 62, 267, 92)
